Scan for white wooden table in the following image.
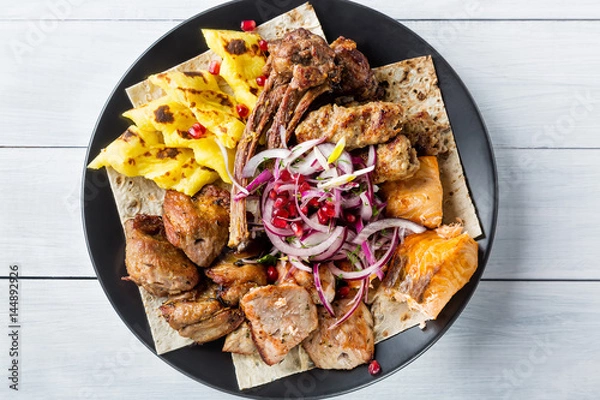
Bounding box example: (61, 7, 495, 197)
(2, 0, 599, 398)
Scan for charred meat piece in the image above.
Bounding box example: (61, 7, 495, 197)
(205, 255, 267, 306)
(295, 102, 405, 150)
(160, 283, 243, 344)
(124, 214, 199, 297)
(162, 185, 230, 267)
(223, 322, 256, 355)
(403, 110, 452, 156)
(230, 28, 341, 251)
(370, 134, 419, 184)
(303, 300, 374, 370)
(240, 284, 318, 365)
(330, 37, 379, 101)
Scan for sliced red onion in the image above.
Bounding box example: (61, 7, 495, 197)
(366, 145, 376, 168)
(288, 257, 312, 273)
(317, 165, 375, 190)
(312, 229, 347, 262)
(313, 146, 330, 170)
(359, 192, 373, 221)
(265, 226, 345, 258)
(329, 279, 366, 330)
(352, 218, 425, 245)
(314, 263, 335, 316)
(214, 138, 248, 195)
(242, 148, 291, 178)
(282, 138, 325, 166)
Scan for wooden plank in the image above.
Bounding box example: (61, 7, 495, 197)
(1, 147, 599, 280)
(1, 279, 598, 398)
(4, 0, 600, 20)
(2, 20, 600, 148)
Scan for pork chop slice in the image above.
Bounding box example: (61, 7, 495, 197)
(240, 284, 318, 365)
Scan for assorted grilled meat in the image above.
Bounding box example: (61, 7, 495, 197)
(124, 214, 200, 297)
(303, 300, 374, 370)
(160, 283, 244, 344)
(119, 28, 458, 370)
(162, 185, 230, 267)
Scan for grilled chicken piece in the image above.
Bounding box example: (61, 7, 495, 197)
(380, 156, 443, 228)
(205, 255, 267, 306)
(295, 102, 405, 150)
(223, 322, 256, 355)
(124, 214, 199, 297)
(370, 134, 419, 183)
(162, 185, 230, 267)
(240, 284, 318, 365)
(330, 37, 379, 101)
(159, 283, 243, 344)
(275, 261, 335, 305)
(303, 300, 374, 370)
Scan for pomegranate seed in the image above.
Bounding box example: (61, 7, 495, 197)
(274, 197, 288, 209)
(188, 123, 206, 139)
(287, 204, 297, 217)
(317, 208, 329, 224)
(308, 198, 320, 208)
(321, 204, 336, 218)
(273, 208, 289, 219)
(208, 60, 221, 75)
(280, 169, 292, 182)
(256, 75, 267, 86)
(290, 221, 303, 237)
(272, 217, 288, 229)
(368, 360, 381, 376)
(345, 212, 357, 223)
(240, 19, 256, 31)
(293, 173, 306, 184)
(236, 104, 249, 118)
(336, 285, 350, 299)
(266, 266, 278, 283)
(299, 181, 311, 193)
(258, 39, 269, 52)
(300, 205, 309, 215)
(269, 190, 277, 200)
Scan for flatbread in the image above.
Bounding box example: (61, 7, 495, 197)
(102, 3, 482, 390)
(373, 56, 482, 238)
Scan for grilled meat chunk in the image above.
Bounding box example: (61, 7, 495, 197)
(331, 37, 379, 101)
(223, 322, 256, 355)
(291, 265, 336, 306)
(159, 283, 243, 344)
(370, 134, 419, 183)
(240, 284, 318, 365)
(295, 102, 405, 150)
(162, 185, 230, 267)
(124, 214, 199, 297)
(303, 300, 374, 370)
(205, 255, 267, 305)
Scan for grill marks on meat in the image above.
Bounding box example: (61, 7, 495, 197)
(295, 102, 405, 150)
(330, 37, 379, 101)
(160, 283, 243, 344)
(205, 255, 267, 306)
(240, 284, 318, 365)
(162, 185, 230, 267)
(303, 300, 374, 370)
(124, 214, 199, 297)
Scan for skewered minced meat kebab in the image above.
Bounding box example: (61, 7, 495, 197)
(124, 214, 199, 297)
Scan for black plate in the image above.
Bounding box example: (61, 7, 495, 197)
(82, 0, 498, 398)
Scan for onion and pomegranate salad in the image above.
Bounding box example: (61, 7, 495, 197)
(234, 138, 425, 328)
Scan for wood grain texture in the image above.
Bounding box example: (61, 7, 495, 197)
(1, 147, 598, 280)
(0, 279, 597, 399)
(2, 20, 600, 148)
(4, 0, 600, 20)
